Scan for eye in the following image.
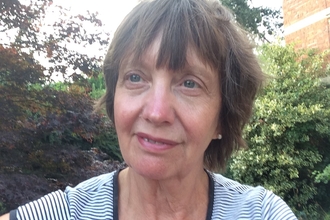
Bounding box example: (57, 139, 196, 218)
(183, 80, 198, 88)
(122, 72, 147, 90)
(129, 74, 141, 82)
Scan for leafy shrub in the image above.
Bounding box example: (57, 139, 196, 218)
(0, 201, 6, 216)
(228, 44, 330, 219)
(88, 73, 106, 99)
(93, 123, 122, 162)
(25, 87, 122, 162)
(314, 165, 330, 184)
(1, 67, 122, 172)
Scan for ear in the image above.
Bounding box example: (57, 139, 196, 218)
(212, 126, 221, 140)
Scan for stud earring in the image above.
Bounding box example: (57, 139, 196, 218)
(218, 134, 222, 140)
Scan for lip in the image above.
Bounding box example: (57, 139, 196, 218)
(136, 132, 179, 153)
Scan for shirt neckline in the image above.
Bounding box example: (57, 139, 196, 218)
(113, 169, 214, 220)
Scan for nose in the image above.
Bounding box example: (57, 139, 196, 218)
(141, 82, 175, 125)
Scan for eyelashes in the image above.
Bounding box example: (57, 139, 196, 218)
(122, 70, 204, 96)
(128, 74, 141, 83)
(182, 80, 199, 89)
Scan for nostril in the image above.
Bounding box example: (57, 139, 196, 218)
(141, 95, 175, 125)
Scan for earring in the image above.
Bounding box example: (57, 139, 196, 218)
(218, 134, 222, 140)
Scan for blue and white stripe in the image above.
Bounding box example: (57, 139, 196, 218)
(209, 173, 297, 219)
(17, 191, 69, 220)
(13, 170, 297, 220)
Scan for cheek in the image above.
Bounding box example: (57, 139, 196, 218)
(114, 95, 127, 135)
(187, 106, 219, 141)
(114, 102, 129, 131)
(114, 95, 139, 136)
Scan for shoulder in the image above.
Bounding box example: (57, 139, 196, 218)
(211, 172, 254, 193)
(65, 170, 116, 194)
(210, 172, 265, 208)
(64, 170, 117, 219)
(16, 190, 69, 220)
(14, 171, 118, 220)
(209, 172, 297, 220)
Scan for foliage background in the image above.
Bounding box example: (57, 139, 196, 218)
(0, 0, 123, 213)
(1, 0, 330, 219)
(227, 45, 330, 219)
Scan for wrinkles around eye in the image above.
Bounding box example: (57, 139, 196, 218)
(123, 72, 148, 90)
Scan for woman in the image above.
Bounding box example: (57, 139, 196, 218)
(1, 0, 297, 219)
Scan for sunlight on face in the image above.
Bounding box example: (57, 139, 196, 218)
(114, 35, 221, 180)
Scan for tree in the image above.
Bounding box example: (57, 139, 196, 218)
(0, 45, 45, 126)
(221, 0, 283, 42)
(0, 1, 122, 213)
(0, 0, 112, 156)
(0, 0, 109, 81)
(228, 45, 330, 219)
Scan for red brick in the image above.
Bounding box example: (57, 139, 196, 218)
(284, 0, 330, 51)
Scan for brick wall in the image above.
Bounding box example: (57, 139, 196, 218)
(283, 0, 330, 50)
(285, 19, 330, 50)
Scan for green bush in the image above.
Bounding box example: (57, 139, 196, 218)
(88, 73, 106, 100)
(93, 124, 122, 162)
(0, 201, 6, 216)
(228, 44, 330, 219)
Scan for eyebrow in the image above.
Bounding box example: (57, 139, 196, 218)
(120, 48, 217, 81)
(184, 54, 216, 78)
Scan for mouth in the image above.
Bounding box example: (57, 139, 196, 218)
(136, 132, 179, 151)
(143, 137, 167, 145)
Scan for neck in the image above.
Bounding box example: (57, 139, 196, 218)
(118, 167, 210, 220)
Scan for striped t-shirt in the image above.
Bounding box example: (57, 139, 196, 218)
(10, 170, 297, 219)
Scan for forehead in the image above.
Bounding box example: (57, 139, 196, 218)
(121, 35, 215, 73)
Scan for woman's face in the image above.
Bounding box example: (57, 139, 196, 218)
(114, 36, 221, 180)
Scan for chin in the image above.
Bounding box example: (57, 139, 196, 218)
(127, 157, 177, 180)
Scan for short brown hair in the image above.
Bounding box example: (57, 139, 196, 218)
(97, 0, 265, 172)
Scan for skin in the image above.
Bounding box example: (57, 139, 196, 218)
(115, 35, 221, 219)
(0, 213, 9, 220)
